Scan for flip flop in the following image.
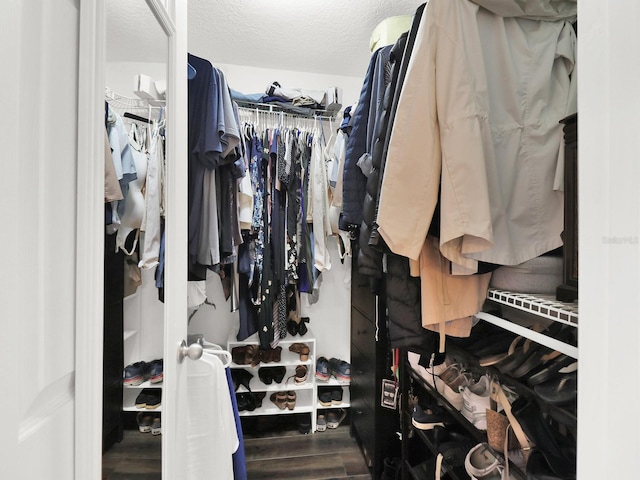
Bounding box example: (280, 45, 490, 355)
(527, 354, 576, 386)
(534, 373, 577, 406)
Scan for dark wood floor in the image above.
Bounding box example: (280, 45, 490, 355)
(103, 415, 372, 480)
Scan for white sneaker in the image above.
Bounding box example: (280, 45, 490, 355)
(407, 352, 467, 410)
(465, 443, 501, 479)
(461, 374, 492, 430)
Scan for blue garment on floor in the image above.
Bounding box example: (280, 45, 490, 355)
(225, 367, 247, 480)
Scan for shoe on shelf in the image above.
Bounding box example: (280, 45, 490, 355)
(144, 389, 162, 409)
(437, 365, 469, 411)
(257, 346, 283, 365)
(236, 392, 256, 412)
(533, 372, 577, 406)
(318, 386, 333, 406)
(231, 345, 259, 366)
(412, 405, 446, 430)
(317, 414, 327, 432)
(328, 358, 351, 382)
(464, 443, 505, 479)
(288, 343, 310, 361)
(293, 365, 308, 384)
(272, 366, 287, 383)
(331, 387, 343, 405)
(286, 391, 297, 411)
(287, 319, 299, 336)
(407, 351, 450, 389)
(258, 366, 286, 385)
(232, 369, 254, 391)
(326, 408, 347, 429)
(437, 430, 476, 469)
(270, 391, 288, 410)
(297, 413, 311, 434)
(151, 415, 161, 436)
(381, 457, 402, 480)
(460, 374, 492, 430)
(124, 361, 147, 386)
(316, 356, 330, 381)
(252, 392, 266, 409)
(147, 359, 163, 384)
(134, 388, 162, 409)
(136, 412, 153, 433)
(298, 317, 309, 336)
(258, 367, 274, 385)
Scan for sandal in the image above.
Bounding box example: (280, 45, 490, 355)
(288, 343, 310, 361)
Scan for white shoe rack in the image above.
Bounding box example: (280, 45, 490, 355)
(227, 330, 318, 431)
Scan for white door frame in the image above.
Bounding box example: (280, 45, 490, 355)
(76, 0, 107, 478)
(75, 1, 187, 478)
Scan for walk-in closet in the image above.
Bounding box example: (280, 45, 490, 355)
(5, 1, 640, 480)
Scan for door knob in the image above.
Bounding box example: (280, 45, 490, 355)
(178, 340, 203, 362)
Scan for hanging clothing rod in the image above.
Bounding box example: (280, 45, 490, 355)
(235, 100, 337, 120)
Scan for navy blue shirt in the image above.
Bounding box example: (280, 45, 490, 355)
(188, 54, 224, 270)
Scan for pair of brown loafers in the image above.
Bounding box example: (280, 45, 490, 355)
(231, 345, 283, 367)
(270, 391, 296, 410)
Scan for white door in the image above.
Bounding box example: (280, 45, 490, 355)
(0, 0, 189, 478)
(0, 0, 82, 478)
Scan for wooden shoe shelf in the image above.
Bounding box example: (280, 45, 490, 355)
(227, 330, 318, 431)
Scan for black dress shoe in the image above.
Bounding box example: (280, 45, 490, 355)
(258, 367, 274, 384)
(287, 319, 299, 336)
(236, 392, 256, 412)
(272, 366, 286, 383)
(231, 369, 254, 391)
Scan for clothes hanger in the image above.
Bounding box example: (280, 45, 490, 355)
(201, 340, 232, 368)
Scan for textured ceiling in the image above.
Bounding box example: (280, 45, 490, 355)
(107, 0, 424, 78)
(188, 0, 424, 77)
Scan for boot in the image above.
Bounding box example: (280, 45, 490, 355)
(381, 457, 401, 480)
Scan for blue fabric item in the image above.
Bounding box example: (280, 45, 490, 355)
(340, 105, 353, 131)
(237, 237, 259, 341)
(340, 47, 390, 230)
(225, 368, 247, 480)
(230, 89, 266, 103)
(155, 226, 165, 289)
(262, 95, 289, 104)
(187, 62, 196, 79)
